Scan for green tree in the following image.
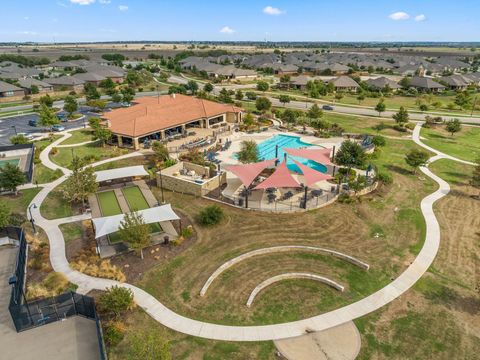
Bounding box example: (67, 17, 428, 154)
(121, 87, 135, 103)
(63, 95, 78, 116)
(0, 201, 10, 228)
(203, 83, 214, 93)
(237, 140, 259, 163)
(62, 156, 98, 209)
(243, 112, 255, 127)
(198, 205, 224, 226)
(186, 80, 198, 94)
(218, 88, 233, 103)
(88, 117, 101, 129)
(30, 85, 39, 94)
(393, 106, 409, 126)
(84, 83, 100, 101)
(99, 286, 134, 317)
(93, 127, 112, 147)
(119, 211, 151, 259)
(279, 94, 290, 106)
(245, 92, 257, 100)
(38, 104, 59, 127)
(256, 81, 269, 92)
(405, 149, 429, 174)
(375, 100, 386, 116)
(357, 94, 365, 104)
(445, 119, 461, 136)
(255, 97, 272, 113)
(235, 89, 244, 101)
(454, 91, 472, 109)
(334, 140, 367, 168)
(152, 141, 170, 167)
(99, 78, 115, 90)
(111, 91, 122, 103)
(281, 109, 300, 124)
(86, 99, 107, 112)
(0, 163, 26, 194)
(39, 94, 53, 107)
(307, 103, 323, 119)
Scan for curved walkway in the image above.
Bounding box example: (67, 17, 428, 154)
(25, 125, 460, 341)
(200, 245, 369, 296)
(246, 273, 344, 307)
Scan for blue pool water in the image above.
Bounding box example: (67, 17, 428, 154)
(256, 134, 327, 173)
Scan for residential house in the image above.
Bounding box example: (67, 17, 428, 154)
(330, 76, 360, 92)
(0, 80, 25, 97)
(439, 75, 471, 90)
(365, 77, 401, 92)
(17, 78, 54, 94)
(408, 76, 446, 93)
(45, 76, 85, 91)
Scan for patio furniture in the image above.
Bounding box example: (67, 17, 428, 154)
(267, 193, 276, 203)
(311, 189, 323, 197)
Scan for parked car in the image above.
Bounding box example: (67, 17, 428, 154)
(57, 113, 69, 123)
(28, 119, 38, 127)
(322, 105, 334, 111)
(51, 124, 65, 132)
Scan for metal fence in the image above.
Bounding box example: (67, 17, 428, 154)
(6, 226, 107, 359)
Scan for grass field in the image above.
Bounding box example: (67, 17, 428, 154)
(33, 164, 63, 184)
(421, 125, 480, 162)
(122, 186, 162, 233)
(355, 159, 480, 359)
(97, 190, 122, 216)
(50, 143, 129, 169)
(60, 129, 95, 145)
(41, 183, 81, 219)
(59, 222, 83, 243)
(0, 188, 41, 215)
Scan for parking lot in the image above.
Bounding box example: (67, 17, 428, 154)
(0, 106, 99, 146)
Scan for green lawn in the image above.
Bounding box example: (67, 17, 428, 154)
(41, 184, 80, 220)
(0, 188, 42, 215)
(33, 164, 63, 184)
(50, 143, 129, 169)
(97, 190, 122, 216)
(59, 222, 83, 243)
(421, 125, 480, 162)
(122, 186, 149, 211)
(60, 130, 95, 145)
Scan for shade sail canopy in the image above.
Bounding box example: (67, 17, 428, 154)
(224, 159, 277, 187)
(284, 148, 333, 166)
(95, 165, 149, 183)
(292, 159, 332, 186)
(92, 204, 180, 239)
(254, 161, 300, 190)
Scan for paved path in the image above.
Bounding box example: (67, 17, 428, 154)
(24, 125, 467, 341)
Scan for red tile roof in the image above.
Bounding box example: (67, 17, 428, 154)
(104, 94, 243, 137)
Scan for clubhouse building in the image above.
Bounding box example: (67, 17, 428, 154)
(103, 94, 244, 149)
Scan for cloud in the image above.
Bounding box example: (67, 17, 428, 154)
(263, 6, 285, 16)
(70, 0, 95, 5)
(18, 31, 38, 36)
(415, 14, 426, 22)
(57, 2, 68, 7)
(389, 11, 410, 20)
(220, 26, 235, 34)
(118, 5, 128, 11)
(99, 0, 111, 3)
(24, 16, 29, 20)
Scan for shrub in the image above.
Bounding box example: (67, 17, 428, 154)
(372, 135, 386, 147)
(71, 259, 126, 282)
(181, 225, 193, 238)
(376, 171, 393, 185)
(50, 147, 58, 155)
(99, 286, 135, 317)
(405, 122, 416, 130)
(103, 321, 126, 347)
(337, 193, 354, 204)
(43, 272, 69, 293)
(197, 205, 224, 226)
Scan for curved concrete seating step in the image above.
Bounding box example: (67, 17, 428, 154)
(246, 273, 344, 307)
(200, 245, 369, 296)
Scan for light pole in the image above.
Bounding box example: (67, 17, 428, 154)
(159, 167, 165, 203)
(28, 204, 37, 234)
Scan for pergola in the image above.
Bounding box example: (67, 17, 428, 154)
(91, 205, 180, 239)
(254, 161, 299, 190)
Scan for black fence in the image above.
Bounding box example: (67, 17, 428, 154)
(6, 226, 107, 359)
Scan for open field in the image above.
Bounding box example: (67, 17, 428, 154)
(355, 159, 480, 359)
(421, 125, 480, 162)
(60, 129, 94, 145)
(50, 142, 129, 169)
(33, 163, 62, 184)
(0, 188, 41, 215)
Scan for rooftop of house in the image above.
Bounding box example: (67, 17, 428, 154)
(0, 80, 23, 92)
(103, 94, 243, 137)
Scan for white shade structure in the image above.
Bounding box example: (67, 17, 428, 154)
(92, 204, 180, 239)
(94, 165, 149, 183)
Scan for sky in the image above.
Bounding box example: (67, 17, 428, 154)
(1, 0, 479, 43)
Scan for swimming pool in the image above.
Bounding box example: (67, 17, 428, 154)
(0, 159, 20, 168)
(257, 134, 327, 173)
